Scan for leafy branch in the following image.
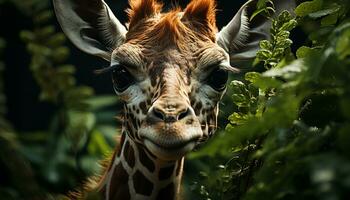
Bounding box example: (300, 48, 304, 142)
(6, 0, 119, 196)
(250, 0, 275, 21)
(255, 11, 297, 69)
(190, 0, 350, 199)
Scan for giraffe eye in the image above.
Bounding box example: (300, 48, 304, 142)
(112, 65, 135, 92)
(207, 68, 228, 91)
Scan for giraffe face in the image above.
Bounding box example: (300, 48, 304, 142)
(110, 23, 232, 160)
(55, 0, 276, 160)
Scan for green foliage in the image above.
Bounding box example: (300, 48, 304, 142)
(0, 37, 45, 199)
(20, 11, 88, 105)
(297, 0, 349, 45)
(0, 0, 119, 199)
(18, 5, 119, 197)
(294, 0, 348, 27)
(254, 11, 297, 69)
(250, 0, 275, 21)
(190, 1, 350, 199)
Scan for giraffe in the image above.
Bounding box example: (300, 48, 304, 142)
(53, 0, 294, 199)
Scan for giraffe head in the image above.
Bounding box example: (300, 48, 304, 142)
(53, 0, 293, 161)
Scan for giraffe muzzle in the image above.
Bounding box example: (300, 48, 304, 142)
(139, 122, 202, 160)
(147, 101, 194, 123)
(139, 106, 202, 160)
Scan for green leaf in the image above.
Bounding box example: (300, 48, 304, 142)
(278, 11, 294, 24)
(96, 125, 119, 145)
(280, 20, 297, 32)
(256, 0, 272, 9)
(67, 111, 96, 140)
(84, 95, 118, 111)
(88, 130, 112, 155)
(251, 8, 268, 21)
(37, 26, 55, 38)
(276, 39, 293, 49)
(230, 81, 251, 108)
(20, 31, 35, 42)
(228, 112, 252, 125)
(256, 49, 272, 60)
(308, 6, 340, 19)
(260, 40, 273, 50)
(263, 60, 304, 80)
(232, 94, 248, 108)
(245, 72, 282, 91)
(188, 131, 234, 158)
(321, 13, 338, 26)
(56, 65, 76, 74)
(296, 46, 318, 58)
(295, 0, 323, 17)
(335, 28, 350, 59)
(52, 47, 70, 62)
(250, 7, 275, 21)
(64, 86, 94, 109)
(46, 33, 66, 47)
(272, 48, 285, 58)
(251, 0, 275, 20)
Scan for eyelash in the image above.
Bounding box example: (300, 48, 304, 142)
(94, 64, 119, 75)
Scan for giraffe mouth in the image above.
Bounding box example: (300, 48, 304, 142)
(139, 123, 203, 160)
(144, 137, 198, 150)
(142, 136, 200, 160)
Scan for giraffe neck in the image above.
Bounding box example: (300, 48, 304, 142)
(102, 132, 184, 200)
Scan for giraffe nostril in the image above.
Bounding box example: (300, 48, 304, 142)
(150, 106, 192, 123)
(178, 108, 190, 120)
(153, 108, 165, 121)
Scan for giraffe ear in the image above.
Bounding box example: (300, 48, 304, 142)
(53, 0, 127, 61)
(183, 0, 217, 34)
(127, 0, 163, 28)
(216, 0, 295, 65)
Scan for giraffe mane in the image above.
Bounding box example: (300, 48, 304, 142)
(126, 10, 217, 52)
(183, 0, 217, 38)
(127, 0, 163, 28)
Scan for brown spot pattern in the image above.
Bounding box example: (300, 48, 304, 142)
(138, 145, 156, 172)
(124, 141, 135, 168)
(133, 170, 154, 196)
(159, 165, 175, 180)
(156, 183, 175, 200)
(109, 163, 130, 200)
(195, 101, 203, 115)
(139, 101, 148, 115)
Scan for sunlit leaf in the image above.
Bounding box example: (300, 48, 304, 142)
(84, 95, 118, 111)
(295, 0, 323, 17)
(308, 5, 340, 19)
